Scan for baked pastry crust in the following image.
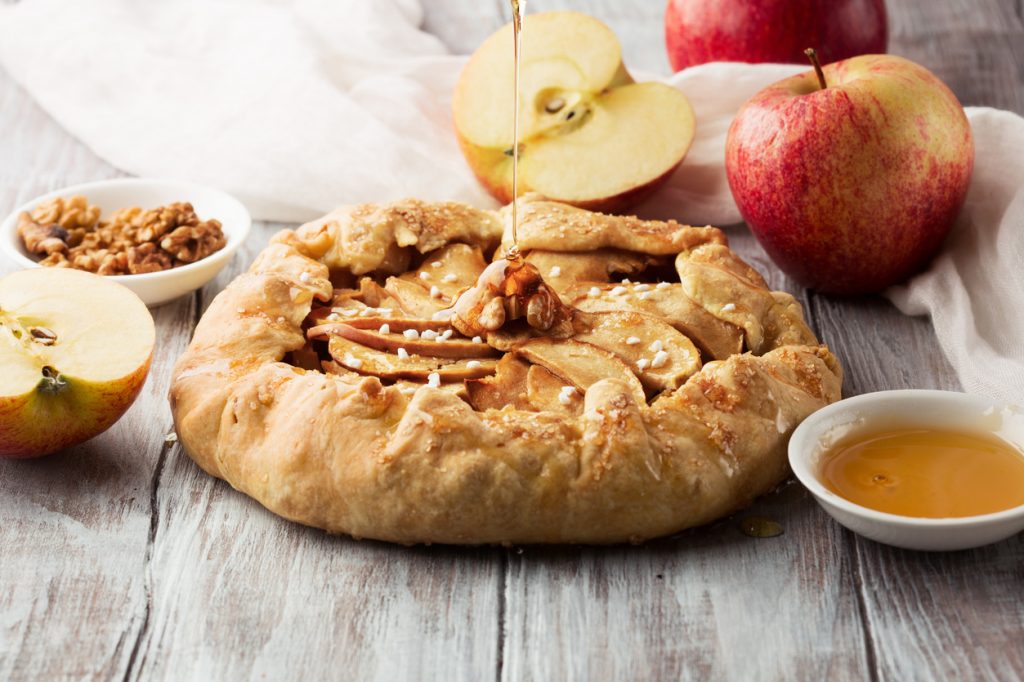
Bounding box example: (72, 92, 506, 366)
(169, 196, 842, 544)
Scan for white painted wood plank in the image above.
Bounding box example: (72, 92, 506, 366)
(500, 229, 871, 681)
(809, 1, 1024, 678)
(852, 537, 1024, 680)
(126, 221, 503, 681)
(888, 0, 1024, 114)
(0, 300, 193, 680)
(503, 496, 871, 681)
(0, 66, 197, 680)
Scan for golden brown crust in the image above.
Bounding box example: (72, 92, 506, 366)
(502, 195, 727, 255)
(170, 198, 842, 545)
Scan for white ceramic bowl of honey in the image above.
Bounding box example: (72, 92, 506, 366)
(790, 390, 1024, 551)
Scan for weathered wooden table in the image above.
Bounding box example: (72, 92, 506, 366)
(3, 1, 1023, 679)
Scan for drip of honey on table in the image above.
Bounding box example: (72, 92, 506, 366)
(819, 427, 1024, 518)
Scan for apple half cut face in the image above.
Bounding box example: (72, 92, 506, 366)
(453, 11, 696, 212)
(0, 268, 155, 458)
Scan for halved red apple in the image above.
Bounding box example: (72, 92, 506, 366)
(453, 11, 696, 212)
(0, 268, 155, 458)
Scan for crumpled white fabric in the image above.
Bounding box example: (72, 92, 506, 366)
(886, 109, 1024, 402)
(0, 0, 1021, 400)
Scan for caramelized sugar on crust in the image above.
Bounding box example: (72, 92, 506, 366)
(170, 194, 842, 545)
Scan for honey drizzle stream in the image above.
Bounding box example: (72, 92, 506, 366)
(507, 0, 526, 261)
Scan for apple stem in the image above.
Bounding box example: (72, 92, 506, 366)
(38, 366, 68, 395)
(804, 48, 828, 90)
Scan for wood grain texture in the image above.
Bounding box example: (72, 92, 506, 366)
(125, 223, 504, 681)
(2, 0, 1024, 680)
(502, 230, 873, 682)
(808, 4, 1024, 681)
(888, 0, 1024, 114)
(0, 71, 195, 681)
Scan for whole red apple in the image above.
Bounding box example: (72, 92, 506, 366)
(665, 0, 887, 71)
(725, 53, 974, 294)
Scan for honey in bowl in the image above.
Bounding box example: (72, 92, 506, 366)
(819, 427, 1024, 518)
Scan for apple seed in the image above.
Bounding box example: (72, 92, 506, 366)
(555, 103, 592, 132)
(544, 97, 566, 114)
(30, 326, 57, 345)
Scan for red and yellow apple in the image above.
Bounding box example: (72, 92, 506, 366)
(665, 0, 888, 72)
(0, 267, 155, 458)
(725, 53, 974, 294)
(454, 11, 696, 213)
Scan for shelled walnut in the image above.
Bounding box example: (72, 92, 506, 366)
(17, 195, 226, 276)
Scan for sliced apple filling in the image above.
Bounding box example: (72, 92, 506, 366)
(569, 311, 701, 392)
(465, 355, 584, 415)
(568, 282, 745, 361)
(523, 248, 668, 291)
(309, 322, 498, 360)
(299, 248, 719, 412)
(287, 195, 817, 421)
(513, 338, 647, 406)
(300, 276, 716, 419)
(324, 335, 497, 383)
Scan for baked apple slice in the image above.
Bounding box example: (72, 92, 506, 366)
(382, 244, 488, 316)
(326, 335, 496, 382)
(307, 305, 453, 334)
(307, 279, 409, 326)
(0, 268, 154, 458)
(343, 318, 453, 333)
(524, 249, 667, 292)
(526, 364, 583, 414)
(513, 338, 646, 405)
(384, 277, 451, 317)
(572, 311, 701, 392)
(309, 322, 498, 359)
(403, 244, 488, 299)
(453, 12, 696, 212)
(465, 354, 581, 415)
(465, 354, 532, 411)
(570, 282, 744, 360)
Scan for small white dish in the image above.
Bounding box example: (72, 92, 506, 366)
(790, 390, 1024, 551)
(1, 178, 251, 306)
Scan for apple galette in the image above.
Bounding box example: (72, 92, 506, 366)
(169, 195, 842, 544)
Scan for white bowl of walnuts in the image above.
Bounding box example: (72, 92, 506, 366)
(1, 178, 251, 306)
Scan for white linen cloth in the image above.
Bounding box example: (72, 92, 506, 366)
(0, 0, 1021, 401)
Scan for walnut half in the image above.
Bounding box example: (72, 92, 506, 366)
(160, 221, 226, 263)
(17, 213, 70, 257)
(450, 258, 574, 338)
